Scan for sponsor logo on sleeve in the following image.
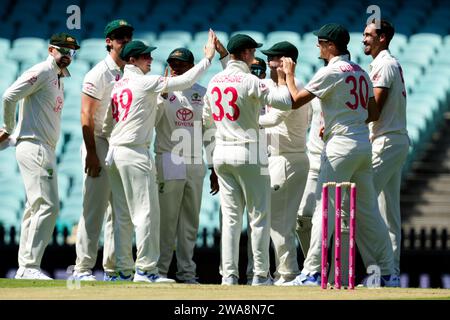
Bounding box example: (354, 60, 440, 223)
(27, 74, 38, 85)
(372, 72, 381, 82)
(83, 82, 96, 93)
(54, 96, 63, 113)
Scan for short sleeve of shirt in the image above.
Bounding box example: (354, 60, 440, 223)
(247, 75, 270, 104)
(371, 61, 396, 89)
(82, 69, 106, 100)
(304, 67, 337, 99)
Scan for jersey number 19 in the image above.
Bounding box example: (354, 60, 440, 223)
(111, 88, 133, 122)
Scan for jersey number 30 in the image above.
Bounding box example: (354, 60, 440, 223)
(211, 86, 240, 121)
(111, 88, 133, 122)
(345, 75, 369, 110)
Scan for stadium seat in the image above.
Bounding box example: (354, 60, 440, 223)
(265, 31, 301, 48)
(8, 37, 47, 63)
(158, 30, 192, 44)
(230, 31, 265, 44)
(0, 38, 11, 58)
(76, 38, 107, 64)
(133, 31, 157, 45)
(409, 33, 443, 49)
(194, 31, 229, 45)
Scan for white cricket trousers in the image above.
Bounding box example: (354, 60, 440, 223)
(16, 140, 59, 268)
(215, 162, 271, 278)
(302, 135, 395, 276)
(156, 156, 206, 281)
(372, 133, 409, 275)
(296, 151, 321, 257)
(297, 151, 350, 285)
(268, 152, 308, 281)
(107, 145, 160, 273)
(75, 137, 116, 273)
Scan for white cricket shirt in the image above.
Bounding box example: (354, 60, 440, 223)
(305, 55, 374, 142)
(204, 60, 292, 164)
(82, 54, 122, 138)
(2, 55, 69, 149)
(103, 58, 211, 147)
(368, 49, 408, 139)
(259, 78, 309, 155)
(306, 97, 325, 156)
(155, 83, 207, 161)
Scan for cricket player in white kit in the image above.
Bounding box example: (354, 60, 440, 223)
(363, 20, 409, 276)
(296, 97, 323, 257)
(102, 33, 216, 282)
(280, 23, 398, 287)
(204, 34, 292, 286)
(259, 41, 309, 285)
(74, 19, 134, 281)
(0, 33, 80, 279)
(155, 47, 219, 284)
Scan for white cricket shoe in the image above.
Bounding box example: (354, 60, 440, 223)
(274, 276, 293, 286)
(282, 272, 321, 286)
(251, 276, 273, 286)
(73, 270, 96, 281)
(15, 267, 53, 280)
(133, 269, 175, 283)
(221, 275, 239, 285)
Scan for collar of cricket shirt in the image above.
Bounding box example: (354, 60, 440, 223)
(105, 54, 122, 72)
(369, 49, 390, 70)
(124, 64, 145, 75)
(47, 55, 70, 78)
(227, 59, 251, 73)
(328, 54, 350, 66)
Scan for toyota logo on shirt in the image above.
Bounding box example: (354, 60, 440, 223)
(176, 108, 194, 121)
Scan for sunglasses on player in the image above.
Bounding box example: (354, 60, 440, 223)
(50, 45, 77, 57)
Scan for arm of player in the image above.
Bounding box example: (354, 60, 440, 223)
(366, 96, 380, 123)
(209, 167, 219, 195)
(373, 87, 388, 114)
(156, 30, 216, 93)
(259, 108, 290, 128)
(81, 93, 102, 177)
(215, 37, 230, 70)
(371, 61, 395, 113)
(282, 57, 315, 109)
(155, 95, 166, 126)
(2, 69, 46, 134)
(202, 95, 216, 172)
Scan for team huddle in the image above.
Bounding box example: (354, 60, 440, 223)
(0, 18, 408, 287)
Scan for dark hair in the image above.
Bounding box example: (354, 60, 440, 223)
(371, 19, 395, 46)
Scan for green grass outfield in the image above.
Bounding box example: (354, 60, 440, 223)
(0, 279, 449, 300)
